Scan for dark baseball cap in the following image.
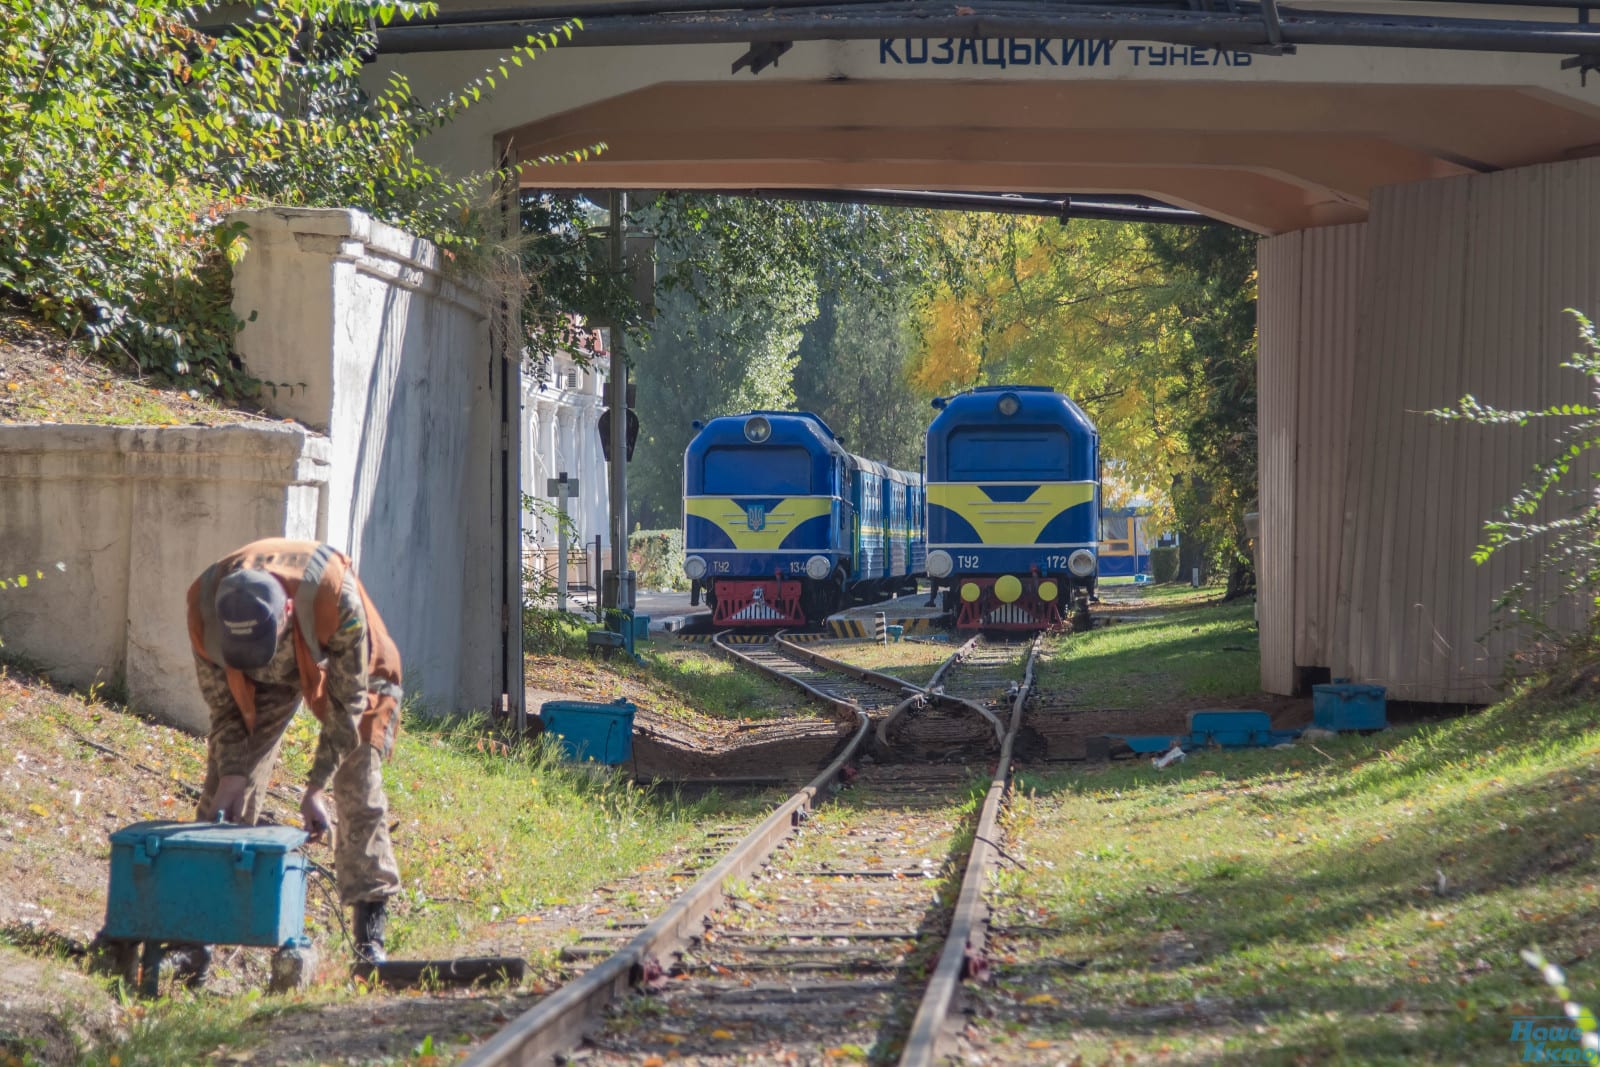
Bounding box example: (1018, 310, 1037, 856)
(214, 568, 287, 670)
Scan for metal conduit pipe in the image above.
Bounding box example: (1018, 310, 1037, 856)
(373, 5, 1600, 55)
(531, 187, 1216, 225)
(693, 189, 1219, 224)
(375, 0, 1600, 28)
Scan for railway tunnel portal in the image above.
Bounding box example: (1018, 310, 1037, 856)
(369, 1, 1600, 702)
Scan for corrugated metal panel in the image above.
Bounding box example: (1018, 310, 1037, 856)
(1540, 157, 1600, 641)
(1331, 159, 1600, 701)
(1335, 176, 1469, 699)
(1292, 223, 1366, 673)
(1256, 231, 1302, 695)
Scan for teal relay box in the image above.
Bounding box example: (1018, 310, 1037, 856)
(1312, 682, 1388, 732)
(538, 699, 636, 765)
(102, 821, 310, 948)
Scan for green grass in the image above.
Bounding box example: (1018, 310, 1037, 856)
(976, 672, 1600, 1064)
(272, 710, 740, 956)
(1100, 580, 1227, 606)
(633, 647, 804, 721)
(0, 669, 765, 1065)
(821, 639, 958, 688)
(1039, 599, 1259, 707)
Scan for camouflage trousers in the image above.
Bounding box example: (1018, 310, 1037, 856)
(195, 687, 401, 907)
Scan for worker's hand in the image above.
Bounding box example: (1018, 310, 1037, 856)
(300, 788, 331, 843)
(209, 775, 248, 822)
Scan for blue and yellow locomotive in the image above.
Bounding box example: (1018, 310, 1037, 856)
(683, 412, 924, 626)
(924, 386, 1101, 630)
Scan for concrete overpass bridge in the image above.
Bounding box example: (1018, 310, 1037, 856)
(371, 1, 1600, 703)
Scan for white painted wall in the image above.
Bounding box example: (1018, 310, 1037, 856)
(0, 424, 330, 732)
(229, 208, 504, 714)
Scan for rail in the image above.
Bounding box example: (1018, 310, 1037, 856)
(464, 711, 873, 1066)
(467, 633, 1038, 1065)
(899, 635, 1040, 1066)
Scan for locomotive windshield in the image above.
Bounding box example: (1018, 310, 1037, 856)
(702, 446, 814, 494)
(946, 427, 1072, 479)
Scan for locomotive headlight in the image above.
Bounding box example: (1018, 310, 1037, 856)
(744, 416, 772, 443)
(1067, 549, 1097, 577)
(684, 555, 708, 580)
(926, 549, 954, 578)
(805, 554, 832, 580)
(997, 392, 1021, 417)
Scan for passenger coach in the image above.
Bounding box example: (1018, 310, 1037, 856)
(925, 386, 1101, 630)
(683, 412, 923, 626)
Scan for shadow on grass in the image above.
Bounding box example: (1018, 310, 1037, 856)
(1043, 768, 1600, 952)
(989, 766, 1600, 1061)
(634, 648, 803, 721)
(974, 965, 1524, 1065)
(1039, 602, 1260, 706)
(0, 921, 89, 959)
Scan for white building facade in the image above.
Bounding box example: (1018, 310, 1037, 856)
(521, 339, 610, 592)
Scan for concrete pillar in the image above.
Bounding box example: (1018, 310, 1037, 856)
(534, 397, 557, 543)
(228, 207, 496, 715)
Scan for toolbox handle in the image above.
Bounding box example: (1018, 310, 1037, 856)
(134, 835, 162, 866)
(233, 841, 254, 871)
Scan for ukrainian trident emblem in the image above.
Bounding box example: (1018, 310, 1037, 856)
(745, 503, 766, 531)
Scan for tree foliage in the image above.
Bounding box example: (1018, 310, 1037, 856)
(1432, 311, 1600, 633)
(904, 215, 1259, 590)
(1145, 225, 1259, 594)
(793, 275, 931, 472)
(625, 196, 936, 528)
(909, 217, 1190, 509)
(0, 0, 579, 397)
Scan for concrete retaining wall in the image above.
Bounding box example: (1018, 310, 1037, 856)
(0, 424, 329, 732)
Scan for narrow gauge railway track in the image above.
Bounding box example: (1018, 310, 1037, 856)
(711, 630, 924, 721)
(878, 636, 1020, 759)
(465, 637, 1037, 1067)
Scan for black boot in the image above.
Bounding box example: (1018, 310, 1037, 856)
(353, 899, 388, 964)
(169, 943, 213, 990)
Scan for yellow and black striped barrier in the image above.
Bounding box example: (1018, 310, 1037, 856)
(825, 615, 946, 639)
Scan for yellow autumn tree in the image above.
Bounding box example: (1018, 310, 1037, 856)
(908, 216, 1197, 521)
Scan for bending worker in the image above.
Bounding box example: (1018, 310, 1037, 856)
(187, 538, 403, 965)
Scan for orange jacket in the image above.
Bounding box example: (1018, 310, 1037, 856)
(187, 538, 402, 754)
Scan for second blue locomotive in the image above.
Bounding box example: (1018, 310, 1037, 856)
(682, 412, 924, 626)
(924, 386, 1101, 630)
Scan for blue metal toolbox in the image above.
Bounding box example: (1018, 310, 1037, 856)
(1313, 681, 1388, 731)
(102, 821, 309, 948)
(538, 699, 636, 765)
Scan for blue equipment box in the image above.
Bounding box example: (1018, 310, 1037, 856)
(1109, 709, 1301, 753)
(102, 821, 309, 947)
(603, 610, 651, 643)
(539, 699, 636, 765)
(1313, 682, 1388, 731)
(1187, 710, 1275, 747)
